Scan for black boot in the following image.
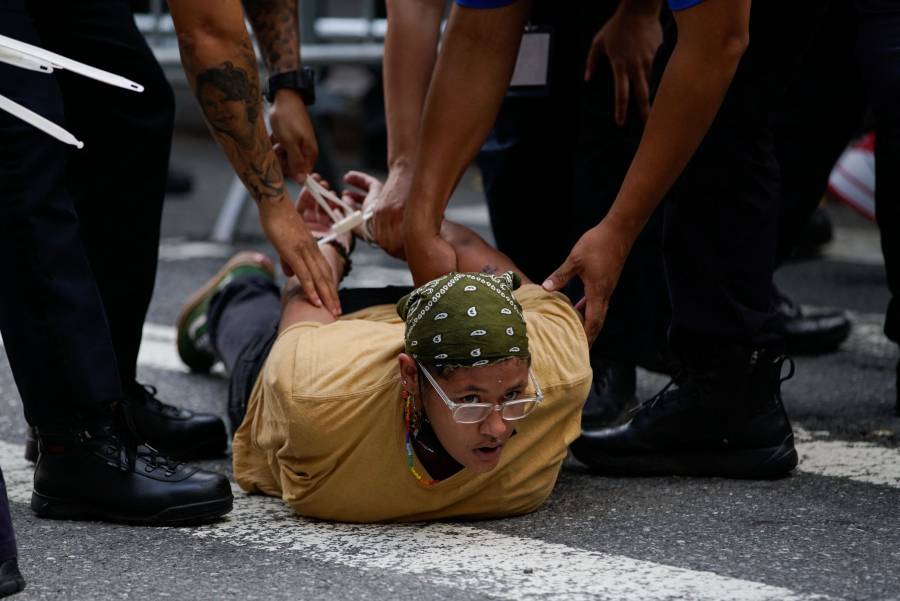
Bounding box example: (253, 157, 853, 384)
(772, 287, 851, 355)
(126, 384, 227, 460)
(0, 559, 25, 599)
(25, 385, 228, 462)
(581, 360, 637, 428)
(571, 348, 798, 479)
(31, 406, 233, 525)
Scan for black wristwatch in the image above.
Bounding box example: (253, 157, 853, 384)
(265, 67, 316, 105)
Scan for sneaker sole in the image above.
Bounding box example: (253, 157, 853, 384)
(176, 251, 275, 373)
(30, 492, 234, 526)
(576, 433, 798, 480)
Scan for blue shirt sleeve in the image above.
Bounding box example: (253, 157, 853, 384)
(668, 0, 706, 10)
(454, 0, 518, 7)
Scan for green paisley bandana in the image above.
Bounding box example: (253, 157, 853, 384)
(396, 271, 530, 367)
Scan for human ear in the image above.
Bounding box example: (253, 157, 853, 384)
(397, 353, 419, 391)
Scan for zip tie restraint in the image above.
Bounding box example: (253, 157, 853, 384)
(304, 176, 374, 246)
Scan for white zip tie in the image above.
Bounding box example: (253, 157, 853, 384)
(303, 177, 374, 246)
(0, 34, 144, 92)
(0, 47, 53, 74)
(0, 94, 83, 148)
(0, 33, 143, 147)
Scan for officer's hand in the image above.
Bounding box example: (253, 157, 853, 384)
(542, 222, 631, 344)
(584, 8, 662, 126)
(269, 89, 319, 183)
(357, 167, 411, 259)
(259, 195, 341, 315)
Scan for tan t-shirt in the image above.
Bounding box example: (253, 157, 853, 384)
(232, 284, 591, 523)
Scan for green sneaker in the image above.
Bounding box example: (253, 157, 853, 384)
(177, 251, 275, 372)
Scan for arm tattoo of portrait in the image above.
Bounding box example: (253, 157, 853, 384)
(242, 0, 300, 75)
(182, 39, 285, 205)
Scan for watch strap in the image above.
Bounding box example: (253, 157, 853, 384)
(265, 67, 316, 105)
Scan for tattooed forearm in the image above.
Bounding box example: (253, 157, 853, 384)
(242, 0, 300, 75)
(180, 36, 285, 205)
(242, 151, 285, 203)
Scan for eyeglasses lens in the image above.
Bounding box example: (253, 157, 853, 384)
(452, 399, 539, 423)
(453, 405, 494, 424)
(502, 399, 538, 420)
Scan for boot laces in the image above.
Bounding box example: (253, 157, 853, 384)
(631, 353, 795, 418)
(76, 404, 183, 476)
(629, 366, 718, 418)
(134, 383, 183, 418)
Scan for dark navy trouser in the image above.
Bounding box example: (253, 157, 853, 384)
(857, 1, 900, 344)
(0, 0, 174, 426)
(659, 1, 828, 357)
(0, 466, 16, 562)
(476, 0, 670, 368)
(771, 0, 900, 345)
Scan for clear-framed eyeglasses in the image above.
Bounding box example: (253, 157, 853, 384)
(416, 361, 544, 424)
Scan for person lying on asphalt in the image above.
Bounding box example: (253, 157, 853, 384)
(176, 172, 592, 522)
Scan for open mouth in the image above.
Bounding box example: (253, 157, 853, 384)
(474, 445, 503, 460)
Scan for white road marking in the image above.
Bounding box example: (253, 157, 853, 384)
(824, 226, 883, 266)
(843, 312, 898, 360)
(0, 439, 830, 601)
(795, 429, 900, 487)
(158, 239, 233, 262)
(137, 323, 188, 373)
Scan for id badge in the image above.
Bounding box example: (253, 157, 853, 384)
(507, 25, 553, 97)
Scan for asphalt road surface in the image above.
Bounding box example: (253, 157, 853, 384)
(1, 132, 897, 601)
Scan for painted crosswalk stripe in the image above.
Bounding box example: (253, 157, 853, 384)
(795, 429, 900, 487)
(0, 440, 830, 601)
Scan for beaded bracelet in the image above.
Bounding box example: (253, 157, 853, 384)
(323, 238, 353, 279)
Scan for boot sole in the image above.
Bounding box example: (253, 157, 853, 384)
(30, 491, 233, 526)
(0, 577, 26, 598)
(576, 433, 798, 480)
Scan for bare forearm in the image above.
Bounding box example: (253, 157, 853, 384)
(603, 0, 750, 245)
(242, 0, 300, 75)
(170, 0, 287, 207)
(406, 1, 530, 233)
(384, 0, 444, 169)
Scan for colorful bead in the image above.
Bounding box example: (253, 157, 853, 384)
(404, 392, 440, 487)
